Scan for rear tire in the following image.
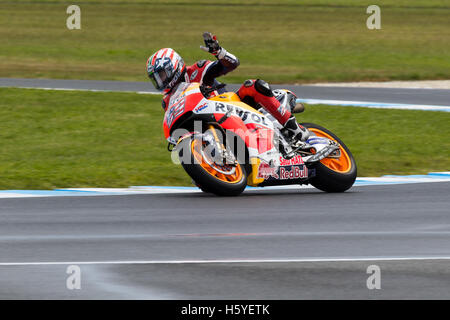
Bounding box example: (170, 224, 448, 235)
(301, 123, 357, 192)
(178, 136, 247, 196)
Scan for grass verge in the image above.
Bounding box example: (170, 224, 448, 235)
(0, 87, 449, 189)
(0, 0, 449, 83)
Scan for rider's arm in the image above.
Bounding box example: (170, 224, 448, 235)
(202, 49, 240, 86)
(215, 47, 240, 71)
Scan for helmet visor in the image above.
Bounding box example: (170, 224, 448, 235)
(149, 68, 170, 91)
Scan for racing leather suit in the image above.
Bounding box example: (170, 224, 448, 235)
(162, 42, 308, 142)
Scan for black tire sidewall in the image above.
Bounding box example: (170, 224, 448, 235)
(301, 123, 357, 192)
(178, 136, 247, 196)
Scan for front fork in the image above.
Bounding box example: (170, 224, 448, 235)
(204, 124, 238, 166)
(208, 124, 224, 155)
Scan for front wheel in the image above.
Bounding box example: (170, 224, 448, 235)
(301, 123, 357, 192)
(178, 135, 247, 196)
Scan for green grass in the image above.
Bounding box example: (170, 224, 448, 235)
(0, 0, 449, 83)
(0, 87, 449, 189)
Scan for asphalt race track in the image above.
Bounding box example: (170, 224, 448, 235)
(1, 78, 449, 299)
(0, 182, 449, 299)
(2, 77, 450, 106)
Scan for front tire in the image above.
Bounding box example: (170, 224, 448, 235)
(178, 136, 247, 196)
(301, 123, 357, 192)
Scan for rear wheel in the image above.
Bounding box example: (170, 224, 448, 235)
(301, 123, 357, 192)
(178, 135, 247, 196)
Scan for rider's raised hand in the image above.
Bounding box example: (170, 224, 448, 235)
(200, 32, 221, 56)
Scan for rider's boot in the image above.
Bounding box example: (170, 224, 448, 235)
(237, 79, 310, 145)
(283, 116, 310, 146)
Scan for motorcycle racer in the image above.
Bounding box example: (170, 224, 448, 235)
(146, 32, 310, 145)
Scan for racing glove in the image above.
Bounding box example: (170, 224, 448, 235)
(200, 32, 221, 56)
(200, 31, 239, 65)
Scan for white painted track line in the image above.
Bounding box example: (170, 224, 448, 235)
(0, 172, 449, 198)
(297, 98, 450, 112)
(3, 86, 449, 112)
(1, 256, 450, 266)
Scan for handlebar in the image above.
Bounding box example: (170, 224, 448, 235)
(200, 82, 227, 97)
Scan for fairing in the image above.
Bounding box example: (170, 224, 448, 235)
(163, 83, 314, 186)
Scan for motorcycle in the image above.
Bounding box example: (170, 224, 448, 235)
(163, 82, 357, 196)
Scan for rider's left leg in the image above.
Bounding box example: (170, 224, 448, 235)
(237, 79, 310, 142)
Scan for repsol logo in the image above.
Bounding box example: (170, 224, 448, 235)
(215, 102, 269, 125)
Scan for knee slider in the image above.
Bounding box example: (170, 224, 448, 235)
(254, 79, 274, 97)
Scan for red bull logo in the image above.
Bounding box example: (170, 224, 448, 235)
(257, 162, 279, 179)
(279, 166, 308, 179)
(257, 161, 308, 180)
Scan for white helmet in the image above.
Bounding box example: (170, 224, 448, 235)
(146, 48, 186, 93)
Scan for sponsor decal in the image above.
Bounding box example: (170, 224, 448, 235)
(257, 161, 308, 180)
(279, 155, 304, 166)
(190, 70, 198, 81)
(279, 165, 308, 180)
(257, 162, 279, 179)
(215, 102, 269, 125)
(194, 103, 208, 112)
